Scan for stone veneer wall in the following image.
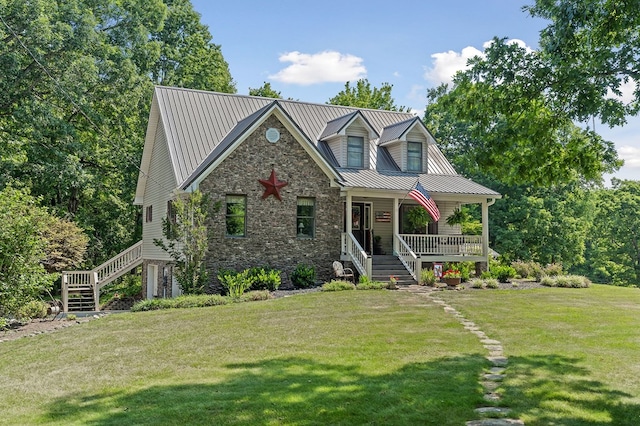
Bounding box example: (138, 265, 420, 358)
(199, 115, 343, 292)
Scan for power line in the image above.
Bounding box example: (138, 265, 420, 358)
(0, 12, 170, 196)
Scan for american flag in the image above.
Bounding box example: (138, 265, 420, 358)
(408, 182, 440, 222)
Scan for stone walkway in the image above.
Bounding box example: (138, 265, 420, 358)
(398, 285, 525, 426)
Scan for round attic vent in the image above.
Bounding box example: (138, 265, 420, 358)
(266, 128, 280, 143)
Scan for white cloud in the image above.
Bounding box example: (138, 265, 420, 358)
(424, 39, 533, 86)
(619, 145, 640, 168)
(269, 51, 366, 85)
(607, 79, 637, 104)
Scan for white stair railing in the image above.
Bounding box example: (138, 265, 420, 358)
(62, 241, 143, 312)
(346, 233, 372, 278)
(394, 234, 421, 281)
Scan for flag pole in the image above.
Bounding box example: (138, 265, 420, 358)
(398, 177, 420, 208)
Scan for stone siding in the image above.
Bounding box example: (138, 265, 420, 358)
(199, 115, 343, 292)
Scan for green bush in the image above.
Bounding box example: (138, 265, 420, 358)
(291, 264, 316, 289)
(485, 279, 500, 289)
(542, 275, 591, 288)
(511, 260, 542, 279)
(132, 295, 230, 311)
(217, 269, 253, 298)
(544, 263, 564, 276)
(246, 267, 281, 291)
(239, 290, 272, 302)
(493, 265, 517, 283)
(101, 274, 143, 304)
(322, 280, 356, 291)
(17, 300, 49, 320)
(470, 279, 485, 289)
(356, 280, 387, 290)
(420, 269, 437, 286)
(470, 278, 499, 289)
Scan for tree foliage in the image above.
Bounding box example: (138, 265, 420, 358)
(249, 82, 283, 99)
(154, 191, 213, 295)
(0, 186, 58, 316)
(328, 79, 409, 111)
(0, 0, 235, 266)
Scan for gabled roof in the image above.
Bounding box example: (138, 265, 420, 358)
(378, 116, 435, 145)
(319, 110, 379, 140)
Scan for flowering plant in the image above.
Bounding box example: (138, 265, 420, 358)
(389, 275, 398, 284)
(442, 269, 461, 279)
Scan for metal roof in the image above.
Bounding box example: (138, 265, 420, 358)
(336, 168, 501, 197)
(148, 86, 494, 197)
(378, 117, 417, 144)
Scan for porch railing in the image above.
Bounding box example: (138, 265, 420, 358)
(344, 233, 372, 278)
(400, 234, 483, 256)
(394, 234, 421, 281)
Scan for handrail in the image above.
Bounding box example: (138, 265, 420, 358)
(394, 234, 421, 281)
(399, 234, 484, 256)
(345, 233, 372, 278)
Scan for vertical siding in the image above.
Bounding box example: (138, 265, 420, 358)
(143, 124, 178, 261)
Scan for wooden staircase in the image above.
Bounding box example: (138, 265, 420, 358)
(371, 255, 417, 285)
(62, 241, 143, 312)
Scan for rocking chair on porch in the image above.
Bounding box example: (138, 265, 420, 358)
(332, 261, 355, 283)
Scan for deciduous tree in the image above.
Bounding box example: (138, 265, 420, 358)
(328, 79, 409, 112)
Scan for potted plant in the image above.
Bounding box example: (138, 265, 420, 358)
(442, 268, 462, 286)
(407, 206, 431, 233)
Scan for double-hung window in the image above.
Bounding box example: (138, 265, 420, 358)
(225, 195, 246, 237)
(296, 197, 315, 238)
(407, 141, 422, 172)
(347, 136, 364, 168)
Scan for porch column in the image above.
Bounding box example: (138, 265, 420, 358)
(393, 197, 399, 255)
(481, 199, 489, 263)
(346, 191, 353, 235)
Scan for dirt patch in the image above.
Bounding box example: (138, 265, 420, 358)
(0, 315, 99, 343)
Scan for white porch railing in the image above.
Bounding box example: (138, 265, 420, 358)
(394, 234, 421, 281)
(400, 234, 484, 256)
(343, 233, 372, 278)
(62, 241, 143, 312)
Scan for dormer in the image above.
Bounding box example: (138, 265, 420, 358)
(319, 111, 379, 169)
(379, 117, 435, 173)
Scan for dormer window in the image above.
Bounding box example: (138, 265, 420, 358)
(347, 136, 364, 168)
(407, 141, 422, 172)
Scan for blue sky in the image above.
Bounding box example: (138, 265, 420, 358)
(190, 0, 639, 182)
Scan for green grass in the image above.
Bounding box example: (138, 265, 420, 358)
(438, 284, 640, 425)
(0, 291, 486, 425)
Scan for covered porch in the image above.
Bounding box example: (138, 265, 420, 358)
(339, 188, 498, 281)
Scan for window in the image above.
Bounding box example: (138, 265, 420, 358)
(407, 141, 422, 172)
(145, 205, 153, 223)
(167, 200, 176, 224)
(296, 197, 315, 238)
(225, 195, 246, 237)
(347, 136, 364, 168)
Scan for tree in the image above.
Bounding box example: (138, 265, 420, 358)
(0, 186, 57, 317)
(580, 179, 640, 285)
(41, 217, 89, 274)
(249, 82, 282, 99)
(154, 191, 213, 294)
(328, 79, 409, 111)
(0, 0, 235, 266)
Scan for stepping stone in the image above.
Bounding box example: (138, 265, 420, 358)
(482, 381, 500, 391)
(490, 367, 506, 374)
(462, 321, 476, 327)
(484, 392, 501, 402)
(481, 339, 501, 345)
(475, 406, 512, 415)
(484, 344, 503, 352)
(487, 356, 508, 367)
(465, 326, 481, 331)
(471, 331, 488, 338)
(466, 419, 524, 426)
(483, 373, 505, 381)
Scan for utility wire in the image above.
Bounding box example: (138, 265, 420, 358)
(0, 12, 170, 196)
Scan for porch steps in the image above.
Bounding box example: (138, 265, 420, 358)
(371, 255, 416, 285)
(66, 285, 96, 312)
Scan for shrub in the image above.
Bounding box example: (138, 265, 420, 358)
(470, 279, 485, 289)
(322, 280, 355, 291)
(543, 275, 591, 288)
(239, 290, 272, 302)
(132, 295, 230, 311)
(458, 262, 473, 282)
(356, 280, 387, 290)
(485, 279, 500, 289)
(246, 267, 281, 291)
(420, 269, 437, 286)
(66, 314, 77, 321)
(540, 276, 556, 287)
(511, 260, 541, 279)
(544, 263, 564, 276)
(217, 269, 253, 298)
(493, 265, 517, 283)
(480, 271, 493, 279)
(17, 300, 49, 320)
(101, 274, 143, 304)
(291, 264, 316, 289)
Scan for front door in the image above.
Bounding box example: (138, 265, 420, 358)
(351, 202, 372, 253)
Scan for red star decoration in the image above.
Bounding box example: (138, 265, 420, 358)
(259, 169, 288, 201)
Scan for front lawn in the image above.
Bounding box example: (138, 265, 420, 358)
(438, 284, 640, 425)
(0, 291, 486, 425)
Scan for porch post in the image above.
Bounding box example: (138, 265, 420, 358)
(346, 191, 353, 235)
(481, 199, 489, 264)
(392, 197, 399, 255)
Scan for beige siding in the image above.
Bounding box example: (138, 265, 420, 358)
(387, 143, 402, 169)
(346, 123, 370, 169)
(143, 123, 178, 261)
(437, 201, 461, 235)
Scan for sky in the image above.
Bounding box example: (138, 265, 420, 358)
(190, 0, 639, 183)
